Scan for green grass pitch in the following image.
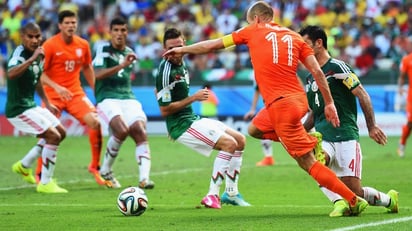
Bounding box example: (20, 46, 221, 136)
(0, 135, 411, 230)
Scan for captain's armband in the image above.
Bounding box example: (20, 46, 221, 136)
(222, 35, 235, 48)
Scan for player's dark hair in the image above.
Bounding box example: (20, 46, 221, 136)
(163, 28, 183, 46)
(21, 22, 41, 34)
(110, 17, 127, 30)
(299, 25, 328, 49)
(58, 10, 76, 23)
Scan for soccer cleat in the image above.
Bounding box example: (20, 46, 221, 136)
(329, 200, 350, 217)
(138, 179, 155, 189)
(36, 179, 68, 193)
(201, 194, 221, 209)
(256, 156, 275, 166)
(310, 132, 326, 165)
(349, 196, 368, 216)
(88, 165, 106, 186)
(100, 171, 121, 188)
(221, 192, 251, 206)
(386, 190, 399, 213)
(12, 161, 36, 184)
(397, 144, 405, 158)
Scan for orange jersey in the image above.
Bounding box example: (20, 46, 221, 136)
(42, 33, 92, 99)
(400, 53, 412, 103)
(231, 23, 313, 107)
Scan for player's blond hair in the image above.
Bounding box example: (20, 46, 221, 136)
(247, 1, 274, 23)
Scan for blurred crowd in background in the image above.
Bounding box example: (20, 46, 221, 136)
(1, 0, 412, 86)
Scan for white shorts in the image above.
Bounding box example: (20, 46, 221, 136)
(323, 140, 362, 179)
(97, 99, 147, 127)
(177, 118, 228, 157)
(7, 106, 61, 135)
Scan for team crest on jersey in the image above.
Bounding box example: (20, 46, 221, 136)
(76, 48, 83, 58)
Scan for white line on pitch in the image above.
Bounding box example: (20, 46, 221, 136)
(328, 216, 412, 231)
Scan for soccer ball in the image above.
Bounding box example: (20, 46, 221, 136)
(117, 186, 148, 216)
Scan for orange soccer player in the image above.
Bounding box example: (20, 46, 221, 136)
(35, 10, 104, 185)
(163, 1, 369, 216)
(397, 47, 412, 157)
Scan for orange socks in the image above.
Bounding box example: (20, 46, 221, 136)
(400, 125, 411, 145)
(88, 128, 102, 170)
(35, 157, 42, 177)
(309, 161, 357, 206)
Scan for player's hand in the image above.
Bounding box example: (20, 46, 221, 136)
(163, 47, 183, 60)
(122, 53, 137, 67)
(243, 110, 256, 121)
(32, 46, 44, 61)
(368, 125, 387, 145)
(324, 103, 340, 127)
(55, 85, 73, 101)
(193, 88, 209, 101)
(45, 103, 60, 115)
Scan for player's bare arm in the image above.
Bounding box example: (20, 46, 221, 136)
(82, 63, 96, 89)
(163, 37, 225, 59)
(40, 72, 73, 101)
(303, 55, 340, 127)
(352, 85, 387, 145)
(159, 88, 209, 117)
(244, 89, 260, 121)
(35, 81, 59, 115)
(7, 47, 44, 80)
(95, 53, 137, 80)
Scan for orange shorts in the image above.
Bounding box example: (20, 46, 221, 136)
(43, 92, 96, 125)
(265, 92, 317, 158)
(252, 107, 278, 140)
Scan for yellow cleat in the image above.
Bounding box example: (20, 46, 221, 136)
(350, 196, 368, 216)
(12, 161, 36, 184)
(386, 190, 399, 213)
(310, 132, 326, 165)
(329, 200, 350, 217)
(36, 179, 68, 193)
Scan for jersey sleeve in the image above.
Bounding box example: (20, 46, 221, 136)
(92, 43, 109, 69)
(7, 48, 24, 68)
(298, 39, 315, 62)
(84, 41, 92, 65)
(156, 61, 172, 106)
(331, 61, 360, 91)
(42, 39, 54, 72)
(231, 26, 251, 46)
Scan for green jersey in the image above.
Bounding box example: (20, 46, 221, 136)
(155, 59, 200, 140)
(5, 45, 43, 118)
(305, 58, 360, 142)
(93, 42, 135, 103)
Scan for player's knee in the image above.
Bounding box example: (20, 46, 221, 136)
(44, 128, 63, 145)
(222, 138, 238, 153)
(89, 119, 100, 130)
(115, 128, 129, 141)
(235, 133, 246, 150)
(58, 127, 66, 142)
(129, 121, 147, 140)
(248, 125, 263, 139)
